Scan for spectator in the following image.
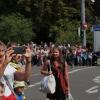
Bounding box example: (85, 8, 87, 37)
(0, 41, 32, 99)
(41, 47, 69, 100)
(14, 81, 26, 100)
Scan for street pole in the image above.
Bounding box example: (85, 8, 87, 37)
(81, 0, 86, 47)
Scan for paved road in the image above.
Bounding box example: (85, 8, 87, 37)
(25, 66, 100, 100)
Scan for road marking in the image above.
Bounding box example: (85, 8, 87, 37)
(93, 75, 100, 84)
(28, 66, 96, 88)
(31, 73, 41, 77)
(31, 66, 96, 76)
(28, 66, 96, 100)
(68, 67, 95, 74)
(85, 72, 100, 95)
(28, 82, 41, 88)
(86, 86, 99, 94)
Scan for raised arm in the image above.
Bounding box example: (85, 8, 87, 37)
(40, 60, 51, 76)
(0, 47, 14, 78)
(14, 47, 32, 81)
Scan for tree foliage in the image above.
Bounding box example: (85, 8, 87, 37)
(0, 0, 97, 44)
(0, 13, 35, 43)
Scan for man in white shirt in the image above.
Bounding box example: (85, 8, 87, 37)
(0, 41, 32, 99)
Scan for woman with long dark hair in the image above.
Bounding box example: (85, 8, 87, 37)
(41, 47, 69, 100)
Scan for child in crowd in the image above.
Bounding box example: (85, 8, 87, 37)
(14, 81, 26, 100)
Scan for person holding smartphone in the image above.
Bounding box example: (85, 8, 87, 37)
(0, 41, 32, 100)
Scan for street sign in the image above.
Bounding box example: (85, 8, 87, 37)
(93, 25, 100, 31)
(93, 25, 100, 51)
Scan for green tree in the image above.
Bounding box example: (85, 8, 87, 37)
(0, 0, 97, 44)
(0, 13, 35, 43)
(49, 19, 80, 43)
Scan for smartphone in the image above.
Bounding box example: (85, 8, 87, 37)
(13, 46, 26, 54)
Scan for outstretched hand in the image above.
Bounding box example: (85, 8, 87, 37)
(23, 47, 32, 62)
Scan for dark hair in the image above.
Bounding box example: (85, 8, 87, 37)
(50, 47, 66, 70)
(50, 47, 63, 62)
(0, 41, 6, 48)
(7, 41, 17, 48)
(0, 41, 7, 52)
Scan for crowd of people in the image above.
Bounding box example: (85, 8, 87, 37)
(30, 42, 97, 67)
(0, 41, 99, 100)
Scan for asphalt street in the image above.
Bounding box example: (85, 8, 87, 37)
(25, 66, 100, 100)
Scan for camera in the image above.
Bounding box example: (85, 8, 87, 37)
(13, 46, 26, 54)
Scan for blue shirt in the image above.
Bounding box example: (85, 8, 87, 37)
(16, 93, 23, 100)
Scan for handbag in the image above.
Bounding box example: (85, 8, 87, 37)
(40, 61, 56, 94)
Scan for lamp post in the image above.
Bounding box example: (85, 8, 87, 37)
(81, 0, 86, 47)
